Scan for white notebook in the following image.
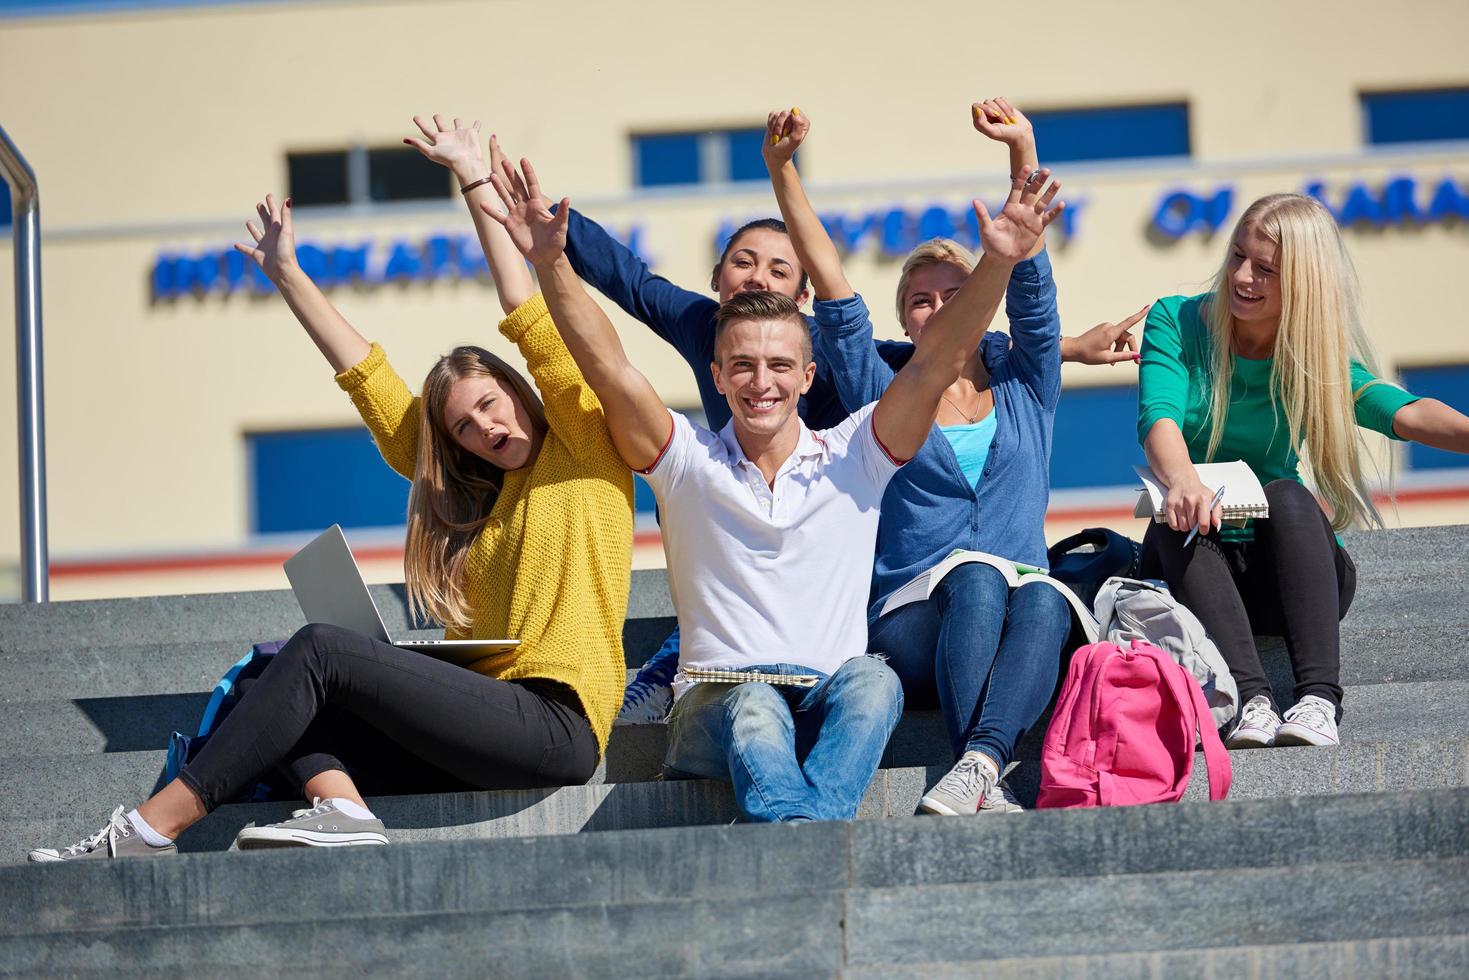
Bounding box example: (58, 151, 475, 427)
(1133, 461, 1269, 525)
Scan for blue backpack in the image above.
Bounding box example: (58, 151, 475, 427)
(162, 640, 290, 803)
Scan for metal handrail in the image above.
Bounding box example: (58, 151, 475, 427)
(0, 125, 48, 602)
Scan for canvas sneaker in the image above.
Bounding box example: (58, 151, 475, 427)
(28, 806, 178, 863)
(1226, 694, 1282, 749)
(1274, 695, 1341, 747)
(919, 751, 1000, 816)
(234, 798, 388, 850)
(978, 775, 1025, 814)
(616, 676, 673, 725)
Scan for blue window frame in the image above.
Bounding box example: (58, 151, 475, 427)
(1027, 104, 1191, 164)
(1049, 384, 1147, 489)
(1362, 88, 1469, 145)
(633, 127, 774, 188)
(247, 427, 409, 535)
(0, 177, 10, 227)
(1398, 366, 1469, 470)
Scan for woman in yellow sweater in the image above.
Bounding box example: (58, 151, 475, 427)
(28, 116, 632, 862)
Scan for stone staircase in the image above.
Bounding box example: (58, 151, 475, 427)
(0, 524, 1466, 977)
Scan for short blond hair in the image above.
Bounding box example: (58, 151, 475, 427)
(895, 238, 976, 328)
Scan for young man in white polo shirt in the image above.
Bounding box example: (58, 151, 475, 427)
(485, 158, 1063, 822)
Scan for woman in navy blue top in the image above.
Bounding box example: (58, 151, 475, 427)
(762, 103, 1132, 815)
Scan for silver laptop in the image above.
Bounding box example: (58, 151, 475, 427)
(283, 524, 519, 666)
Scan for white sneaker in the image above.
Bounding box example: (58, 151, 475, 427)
(615, 678, 673, 725)
(1226, 695, 1281, 749)
(918, 752, 999, 816)
(1275, 695, 1340, 747)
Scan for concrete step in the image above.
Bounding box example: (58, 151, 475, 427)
(4, 732, 1466, 863)
(854, 935, 1469, 979)
(0, 574, 677, 658)
(840, 858, 1469, 973)
(5, 673, 1458, 791)
(1, 855, 1463, 976)
(5, 788, 1465, 936)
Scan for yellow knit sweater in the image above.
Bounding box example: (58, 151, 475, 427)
(334, 293, 634, 753)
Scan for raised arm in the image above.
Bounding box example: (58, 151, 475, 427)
(874, 169, 1061, 460)
(233, 193, 370, 373)
(404, 115, 533, 314)
(972, 97, 1044, 259)
(483, 159, 672, 471)
(762, 108, 853, 301)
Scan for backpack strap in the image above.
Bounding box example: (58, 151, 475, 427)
(1137, 641, 1232, 802)
(196, 648, 260, 737)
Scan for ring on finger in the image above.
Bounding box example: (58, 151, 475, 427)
(1024, 169, 1045, 187)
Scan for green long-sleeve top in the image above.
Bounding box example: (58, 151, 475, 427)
(1138, 293, 1418, 535)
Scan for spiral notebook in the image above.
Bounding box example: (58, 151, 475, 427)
(1133, 461, 1269, 525)
(680, 667, 822, 688)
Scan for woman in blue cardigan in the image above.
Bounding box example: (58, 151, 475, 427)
(762, 104, 1130, 814)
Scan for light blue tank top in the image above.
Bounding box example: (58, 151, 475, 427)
(940, 413, 998, 489)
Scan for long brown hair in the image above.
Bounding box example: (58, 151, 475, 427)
(404, 346, 547, 631)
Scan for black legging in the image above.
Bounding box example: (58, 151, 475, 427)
(179, 623, 600, 811)
(1139, 479, 1357, 720)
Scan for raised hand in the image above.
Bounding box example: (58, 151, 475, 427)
(762, 107, 808, 168)
(404, 114, 486, 188)
(1068, 305, 1149, 366)
(974, 166, 1063, 263)
(233, 193, 296, 285)
(971, 97, 1035, 151)
(482, 158, 569, 268)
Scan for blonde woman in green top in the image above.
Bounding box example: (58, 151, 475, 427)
(1137, 192, 1469, 749)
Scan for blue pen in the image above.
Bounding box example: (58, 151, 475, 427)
(1183, 485, 1226, 548)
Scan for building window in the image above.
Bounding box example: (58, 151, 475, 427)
(1027, 103, 1191, 164)
(1049, 384, 1146, 489)
(287, 146, 453, 207)
(1398, 366, 1469, 471)
(1362, 87, 1469, 146)
(632, 127, 777, 188)
(287, 151, 350, 207)
(247, 427, 409, 535)
(0, 176, 11, 227)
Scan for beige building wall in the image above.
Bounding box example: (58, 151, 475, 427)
(1, 0, 1467, 599)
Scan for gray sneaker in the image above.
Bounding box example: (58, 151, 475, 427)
(978, 775, 1025, 814)
(234, 798, 388, 850)
(919, 752, 1000, 816)
(28, 806, 178, 863)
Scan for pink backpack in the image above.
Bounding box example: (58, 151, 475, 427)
(1036, 640, 1231, 808)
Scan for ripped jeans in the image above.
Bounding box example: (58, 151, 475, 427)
(662, 656, 903, 823)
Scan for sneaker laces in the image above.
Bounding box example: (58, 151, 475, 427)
(935, 755, 996, 803)
(288, 797, 336, 820)
(1237, 696, 1278, 731)
(61, 805, 130, 857)
(1286, 697, 1334, 730)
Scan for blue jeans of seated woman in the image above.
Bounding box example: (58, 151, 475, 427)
(869, 562, 1071, 768)
(662, 656, 903, 823)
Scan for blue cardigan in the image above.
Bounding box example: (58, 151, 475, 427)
(562, 206, 918, 430)
(812, 250, 1061, 623)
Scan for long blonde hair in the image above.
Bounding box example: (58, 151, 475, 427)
(404, 346, 547, 631)
(894, 238, 976, 329)
(1202, 193, 1386, 531)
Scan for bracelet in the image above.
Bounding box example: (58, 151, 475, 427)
(460, 175, 494, 195)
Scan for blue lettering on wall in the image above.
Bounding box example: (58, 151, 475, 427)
(152, 225, 648, 301)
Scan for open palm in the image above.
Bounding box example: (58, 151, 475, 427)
(483, 158, 569, 267)
(404, 115, 484, 179)
(233, 194, 296, 284)
(975, 167, 1063, 263)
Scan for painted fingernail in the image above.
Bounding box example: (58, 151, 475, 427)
(1132, 352, 1141, 362)
(791, 106, 800, 115)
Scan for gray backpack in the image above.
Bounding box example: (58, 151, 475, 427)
(1092, 577, 1239, 729)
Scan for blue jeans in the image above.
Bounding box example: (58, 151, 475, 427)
(663, 656, 903, 823)
(869, 563, 1070, 768)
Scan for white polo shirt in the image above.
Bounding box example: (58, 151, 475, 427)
(640, 403, 902, 698)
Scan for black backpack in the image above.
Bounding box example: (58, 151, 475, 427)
(1046, 528, 1143, 610)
